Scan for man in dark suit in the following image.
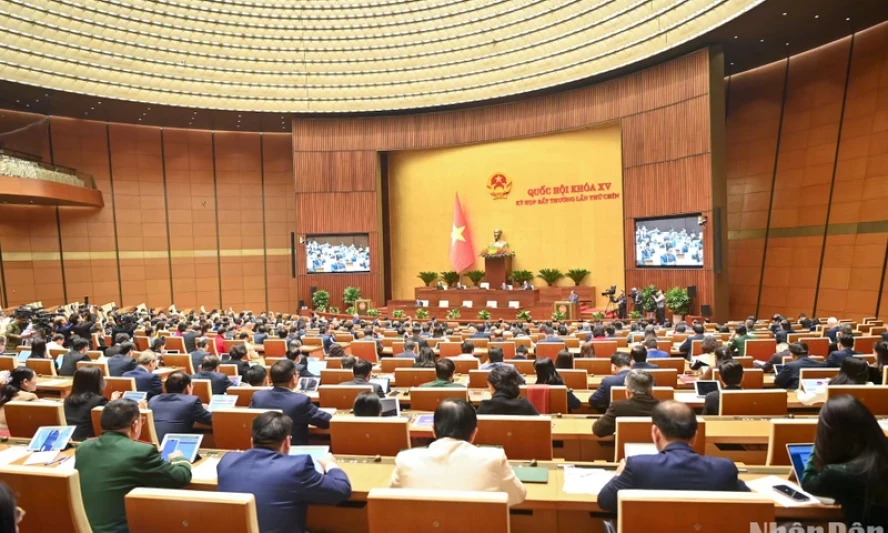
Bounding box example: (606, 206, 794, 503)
(228, 344, 252, 378)
(537, 326, 561, 344)
(189, 337, 212, 373)
(251, 359, 333, 445)
(320, 324, 335, 354)
(103, 333, 131, 358)
(108, 342, 137, 377)
(826, 333, 861, 367)
(394, 339, 418, 360)
(192, 355, 235, 395)
(340, 358, 385, 397)
(592, 370, 660, 437)
(775, 343, 827, 390)
(147, 371, 213, 442)
(629, 345, 659, 370)
(678, 323, 706, 359)
(58, 338, 91, 377)
(76, 400, 192, 533)
(589, 353, 632, 412)
(182, 324, 200, 354)
(217, 411, 351, 533)
(774, 319, 793, 344)
(597, 401, 749, 512)
(469, 324, 490, 339)
(122, 352, 163, 399)
(824, 317, 840, 343)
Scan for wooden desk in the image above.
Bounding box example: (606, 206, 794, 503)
(35, 377, 73, 399)
(415, 288, 539, 308)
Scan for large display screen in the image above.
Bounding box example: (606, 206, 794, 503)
(306, 234, 370, 273)
(634, 215, 703, 268)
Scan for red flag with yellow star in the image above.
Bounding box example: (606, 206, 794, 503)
(449, 194, 476, 273)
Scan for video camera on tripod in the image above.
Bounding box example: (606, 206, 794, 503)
(601, 285, 618, 303)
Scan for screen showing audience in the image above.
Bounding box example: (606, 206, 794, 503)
(306, 234, 370, 273)
(634, 215, 704, 268)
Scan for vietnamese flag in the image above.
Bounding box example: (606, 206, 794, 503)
(449, 194, 476, 273)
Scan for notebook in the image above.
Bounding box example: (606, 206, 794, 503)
(513, 466, 549, 483)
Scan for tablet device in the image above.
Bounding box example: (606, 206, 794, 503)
(122, 391, 147, 402)
(801, 378, 829, 393)
(16, 351, 31, 364)
(370, 377, 391, 394)
(288, 445, 329, 460)
(786, 443, 813, 482)
(229, 375, 242, 386)
(159, 433, 203, 463)
(694, 380, 720, 398)
(773, 364, 785, 374)
(306, 360, 327, 376)
(28, 426, 75, 452)
(297, 377, 320, 393)
(380, 397, 400, 417)
(208, 395, 238, 412)
(624, 442, 659, 458)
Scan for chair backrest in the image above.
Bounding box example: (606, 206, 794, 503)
(719, 390, 788, 416)
(165, 336, 186, 354)
(104, 377, 137, 400)
(438, 342, 463, 357)
(225, 386, 271, 407)
(733, 356, 754, 369)
(799, 367, 840, 381)
(318, 385, 373, 409)
(798, 337, 829, 356)
(190, 379, 212, 404)
(642, 368, 678, 388)
(0, 465, 92, 533)
(449, 358, 480, 374)
(472, 338, 489, 349)
(712, 368, 765, 389)
(766, 419, 818, 466)
(134, 336, 150, 351)
(617, 490, 774, 533)
(49, 348, 68, 361)
(589, 341, 618, 358)
(76, 360, 108, 377)
(224, 339, 246, 352)
(690, 339, 704, 356)
(392, 341, 405, 355)
(0, 356, 16, 372)
(535, 342, 565, 359)
(381, 358, 415, 373)
(367, 489, 509, 533)
(5, 401, 66, 438)
(26, 358, 57, 377)
(505, 360, 534, 375)
(323, 358, 344, 369)
(610, 386, 675, 403)
(329, 418, 411, 456)
(474, 415, 553, 460)
(650, 358, 686, 373)
(656, 340, 671, 353)
(884, 366, 888, 386)
(87, 351, 104, 361)
(393, 368, 436, 387)
(614, 416, 706, 461)
(468, 370, 491, 388)
(827, 385, 888, 415)
(489, 342, 516, 359)
(163, 354, 195, 374)
(90, 407, 160, 445)
(125, 488, 259, 533)
(350, 341, 379, 363)
(219, 364, 239, 377)
(408, 388, 469, 412)
(745, 339, 777, 361)
(263, 339, 287, 358)
(517, 385, 568, 414)
(574, 358, 612, 375)
(557, 369, 588, 390)
(852, 336, 879, 355)
(212, 408, 281, 450)
(320, 369, 355, 385)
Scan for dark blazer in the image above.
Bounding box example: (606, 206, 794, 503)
(597, 442, 749, 512)
(192, 370, 234, 395)
(476, 391, 539, 416)
(826, 349, 860, 368)
(122, 366, 163, 399)
(233, 359, 252, 378)
(538, 335, 563, 344)
(592, 394, 660, 437)
(182, 331, 200, 353)
(64, 392, 108, 441)
(678, 334, 705, 356)
(589, 369, 630, 411)
(775, 357, 827, 390)
(58, 351, 90, 376)
(825, 326, 841, 343)
(702, 384, 742, 415)
(631, 361, 659, 370)
(217, 447, 351, 533)
(250, 387, 332, 445)
(108, 354, 137, 377)
(147, 393, 213, 442)
(340, 378, 384, 397)
(393, 351, 417, 359)
(104, 345, 123, 358)
(189, 349, 212, 373)
(775, 330, 790, 344)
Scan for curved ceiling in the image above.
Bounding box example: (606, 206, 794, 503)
(0, 0, 765, 112)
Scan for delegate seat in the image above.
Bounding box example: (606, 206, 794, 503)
(618, 490, 773, 533)
(719, 390, 787, 416)
(5, 401, 66, 439)
(615, 417, 706, 461)
(318, 385, 373, 409)
(765, 419, 818, 466)
(103, 377, 137, 400)
(368, 489, 508, 533)
(125, 488, 260, 533)
(212, 408, 281, 450)
(90, 407, 160, 446)
(474, 415, 553, 460)
(329, 418, 411, 456)
(225, 386, 271, 407)
(712, 368, 764, 389)
(409, 388, 469, 412)
(393, 368, 436, 388)
(0, 465, 91, 533)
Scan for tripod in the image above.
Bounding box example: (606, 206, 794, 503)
(605, 296, 617, 316)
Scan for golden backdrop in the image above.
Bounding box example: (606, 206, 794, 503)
(388, 124, 625, 307)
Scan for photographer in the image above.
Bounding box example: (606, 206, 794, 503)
(616, 290, 627, 319)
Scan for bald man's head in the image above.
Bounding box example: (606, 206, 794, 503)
(652, 400, 698, 444)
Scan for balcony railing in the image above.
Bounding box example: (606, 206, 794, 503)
(0, 149, 97, 190)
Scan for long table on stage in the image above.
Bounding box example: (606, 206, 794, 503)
(415, 287, 539, 308)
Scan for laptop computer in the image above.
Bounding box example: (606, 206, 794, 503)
(380, 397, 400, 417)
(773, 364, 785, 374)
(208, 395, 238, 412)
(370, 377, 391, 394)
(229, 375, 242, 386)
(28, 426, 75, 452)
(16, 351, 31, 364)
(800, 378, 829, 393)
(159, 433, 203, 463)
(693, 380, 720, 398)
(306, 360, 327, 376)
(786, 443, 813, 482)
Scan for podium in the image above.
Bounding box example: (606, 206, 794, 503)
(484, 256, 513, 288)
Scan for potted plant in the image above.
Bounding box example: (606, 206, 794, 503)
(343, 286, 361, 309)
(328, 306, 340, 314)
(447, 308, 461, 320)
(592, 311, 605, 322)
(312, 290, 330, 311)
(551, 310, 566, 321)
(641, 285, 658, 316)
(665, 287, 691, 322)
(345, 306, 355, 315)
(415, 308, 429, 320)
(629, 310, 642, 320)
(537, 268, 564, 287)
(477, 309, 491, 320)
(418, 271, 438, 287)
(517, 309, 532, 321)
(441, 271, 460, 287)
(510, 270, 534, 287)
(392, 310, 405, 319)
(566, 268, 590, 286)
(465, 270, 485, 287)
(367, 309, 380, 318)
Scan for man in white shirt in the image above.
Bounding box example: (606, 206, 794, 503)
(389, 398, 526, 506)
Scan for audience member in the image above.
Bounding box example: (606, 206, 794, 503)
(122, 351, 163, 399)
(643, 337, 668, 359)
(414, 346, 436, 368)
(480, 347, 506, 370)
(395, 340, 417, 359)
(340, 359, 384, 397)
(58, 338, 91, 377)
(533, 357, 580, 411)
(702, 360, 743, 415)
(228, 344, 252, 378)
(251, 360, 332, 445)
(192, 355, 235, 395)
(630, 345, 659, 370)
(421, 359, 464, 388)
(64, 366, 120, 441)
(244, 365, 268, 387)
(775, 343, 826, 390)
(554, 350, 574, 369)
(0, 368, 38, 434)
(147, 371, 212, 442)
(589, 353, 632, 412)
(189, 337, 212, 373)
(476, 365, 538, 416)
(826, 334, 861, 368)
(108, 342, 137, 377)
(352, 391, 382, 417)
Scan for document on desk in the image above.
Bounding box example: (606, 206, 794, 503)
(0, 447, 31, 466)
(190, 458, 220, 482)
(24, 451, 58, 465)
(561, 466, 614, 495)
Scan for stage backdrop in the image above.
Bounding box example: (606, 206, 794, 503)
(388, 124, 625, 308)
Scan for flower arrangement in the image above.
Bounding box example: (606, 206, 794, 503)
(415, 308, 429, 320)
(480, 247, 516, 258)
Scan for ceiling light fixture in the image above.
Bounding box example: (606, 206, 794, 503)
(782, 12, 787, 16)
(814, 14, 819, 19)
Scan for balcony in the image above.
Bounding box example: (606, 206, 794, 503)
(0, 150, 103, 207)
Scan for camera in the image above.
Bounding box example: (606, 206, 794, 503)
(601, 285, 617, 297)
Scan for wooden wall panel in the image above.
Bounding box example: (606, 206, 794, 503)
(294, 49, 724, 318)
(262, 134, 298, 312)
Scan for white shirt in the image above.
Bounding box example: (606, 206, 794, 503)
(389, 437, 526, 506)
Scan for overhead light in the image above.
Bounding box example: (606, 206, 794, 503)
(733, 35, 738, 39)
(730, 62, 735, 66)
(814, 14, 819, 18)
(782, 12, 787, 16)
(846, 17, 851, 21)
(760, 39, 765, 43)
